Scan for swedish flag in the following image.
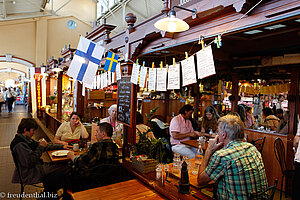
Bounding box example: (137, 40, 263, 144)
(104, 51, 119, 72)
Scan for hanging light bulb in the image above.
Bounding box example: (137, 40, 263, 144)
(167, 17, 177, 32)
(154, 6, 196, 33)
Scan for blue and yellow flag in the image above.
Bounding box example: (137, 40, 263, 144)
(104, 51, 119, 72)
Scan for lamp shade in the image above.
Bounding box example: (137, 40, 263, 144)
(154, 15, 189, 32)
(52, 67, 63, 72)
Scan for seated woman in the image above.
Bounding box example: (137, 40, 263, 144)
(200, 105, 219, 133)
(101, 104, 123, 147)
(54, 112, 89, 145)
(276, 110, 289, 134)
(245, 106, 255, 128)
(136, 112, 155, 143)
(261, 107, 280, 131)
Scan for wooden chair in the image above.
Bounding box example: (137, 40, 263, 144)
(274, 138, 294, 200)
(250, 137, 266, 153)
(250, 179, 278, 200)
(11, 151, 44, 200)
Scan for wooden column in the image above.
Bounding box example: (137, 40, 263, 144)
(194, 80, 200, 121)
(287, 68, 299, 164)
(165, 91, 170, 122)
(76, 81, 85, 117)
(231, 72, 238, 112)
(46, 77, 50, 105)
(57, 71, 63, 120)
(122, 13, 137, 158)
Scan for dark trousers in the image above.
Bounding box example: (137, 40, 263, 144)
(293, 161, 300, 200)
(7, 97, 14, 112)
(0, 102, 4, 112)
(43, 163, 71, 194)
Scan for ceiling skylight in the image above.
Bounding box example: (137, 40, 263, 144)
(243, 30, 263, 35)
(264, 24, 286, 30)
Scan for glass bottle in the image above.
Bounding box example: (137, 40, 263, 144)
(193, 143, 204, 174)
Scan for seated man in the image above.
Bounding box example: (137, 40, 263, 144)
(136, 112, 155, 143)
(169, 104, 201, 158)
(10, 118, 69, 192)
(67, 122, 120, 189)
(197, 115, 268, 199)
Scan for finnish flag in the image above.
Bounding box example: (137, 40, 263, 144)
(67, 36, 105, 85)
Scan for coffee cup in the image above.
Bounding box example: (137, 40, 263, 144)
(73, 143, 79, 152)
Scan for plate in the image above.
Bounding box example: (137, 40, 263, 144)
(51, 150, 70, 157)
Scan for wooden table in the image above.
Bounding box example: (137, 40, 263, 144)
(47, 149, 85, 163)
(71, 179, 166, 200)
(181, 140, 208, 150)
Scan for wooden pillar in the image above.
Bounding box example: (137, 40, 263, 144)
(231, 72, 238, 112)
(287, 68, 299, 165)
(122, 13, 137, 158)
(46, 77, 50, 105)
(76, 81, 85, 117)
(194, 80, 200, 121)
(57, 71, 63, 120)
(165, 91, 170, 122)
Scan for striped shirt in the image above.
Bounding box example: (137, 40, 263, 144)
(205, 140, 268, 200)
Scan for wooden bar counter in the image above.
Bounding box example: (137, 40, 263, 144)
(41, 110, 63, 135)
(245, 129, 288, 190)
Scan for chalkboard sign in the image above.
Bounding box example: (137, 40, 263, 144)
(117, 76, 132, 126)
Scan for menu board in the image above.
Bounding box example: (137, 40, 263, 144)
(117, 76, 132, 126)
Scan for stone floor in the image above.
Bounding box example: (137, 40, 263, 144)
(0, 104, 293, 199)
(0, 105, 45, 200)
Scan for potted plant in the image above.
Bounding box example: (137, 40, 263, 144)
(132, 107, 173, 173)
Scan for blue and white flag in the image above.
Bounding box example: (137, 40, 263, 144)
(67, 36, 105, 85)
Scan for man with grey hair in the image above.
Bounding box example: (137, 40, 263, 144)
(197, 115, 268, 199)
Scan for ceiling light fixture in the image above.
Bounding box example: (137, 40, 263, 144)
(154, 5, 197, 33)
(52, 66, 63, 73)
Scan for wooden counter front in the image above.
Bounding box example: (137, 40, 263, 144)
(123, 160, 213, 200)
(245, 129, 289, 190)
(72, 179, 166, 200)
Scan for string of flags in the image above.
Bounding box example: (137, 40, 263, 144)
(83, 44, 216, 93)
(67, 34, 222, 89)
(67, 36, 120, 86)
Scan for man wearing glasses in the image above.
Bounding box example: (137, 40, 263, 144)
(197, 115, 268, 199)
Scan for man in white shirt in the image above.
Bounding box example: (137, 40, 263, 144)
(5, 87, 16, 112)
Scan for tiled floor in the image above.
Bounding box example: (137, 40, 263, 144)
(0, 105, 293, 199)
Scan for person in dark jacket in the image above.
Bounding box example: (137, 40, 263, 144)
(10, 118, 70, 192)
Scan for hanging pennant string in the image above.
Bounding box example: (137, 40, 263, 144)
(152, 62, 155, 69)
(160, 61, 163, 70)
(197, 0, 264, 49)
(220, 0, 264, 37)
(173, 58, 176, 66)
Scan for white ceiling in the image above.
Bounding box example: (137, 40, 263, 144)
(0, 0, 48, 21)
